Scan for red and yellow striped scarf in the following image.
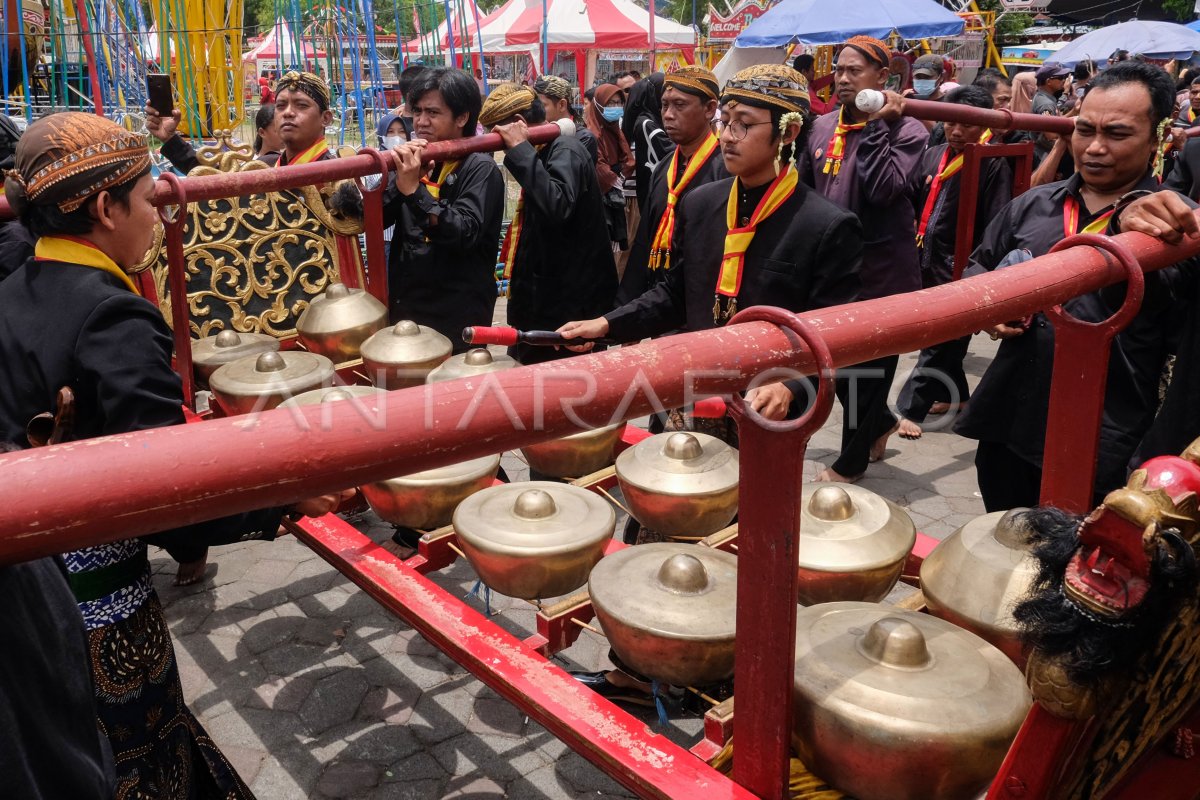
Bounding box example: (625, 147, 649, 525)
(822, 106, 867, 175)
(284, 139, 330, 166)
(1063, 195, 1114, 237)
(649, 133, 720, 271)
(420, 161, 461, 200)
(916, 130, 994, 246)
(714, 165, 799, 324)
(500, 193, 524, 284)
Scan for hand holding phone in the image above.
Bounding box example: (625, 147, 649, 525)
(147, 73, 173, 117)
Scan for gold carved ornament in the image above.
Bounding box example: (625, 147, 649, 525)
(139, 144, 366, 340)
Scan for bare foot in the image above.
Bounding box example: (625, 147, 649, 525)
(928, 401, 966, 416)
(869, 421, 900, 463)
(898, 418, 923, 440)
(815, 467, 863, 484)
(174, 555, 208, 586)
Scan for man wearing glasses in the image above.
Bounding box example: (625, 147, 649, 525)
(558, 64, 861, 423)
(797, 35, 927, 482)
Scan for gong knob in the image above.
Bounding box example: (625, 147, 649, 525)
(255, 352, 287, 373)
(214, 330, 242, 348)
(325, 282, 351, 299)
(512, 489, 557, 520)
(464, 348, 495, 366)
(992, 508, 1032, 548)
(859, 617, 932, 669)
(656, 553, 710, 594)
(808, 485, 856, 521)
(663, 432, 704, 461)
(393, 320, 421, 336)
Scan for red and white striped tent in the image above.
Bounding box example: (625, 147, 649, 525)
(405, 0, 695, 79)
(243, 19, 327, 65)
(402, 0, 486, 56)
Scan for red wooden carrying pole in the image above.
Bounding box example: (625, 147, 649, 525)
(901, 96, 1077, 135)
(0, 122, 566, 220)
(0, 224, 1193, 560)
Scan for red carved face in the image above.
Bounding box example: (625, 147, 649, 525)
(1066, 506, 1151, 616)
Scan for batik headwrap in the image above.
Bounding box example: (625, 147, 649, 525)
(720, 63, 810, 114)
(533, 75, 572, 102)
(480, 83, 538, 127)
(4, 112, 150, 214)
(665, 66, 720, 102)
(276, 71, 331, 111)
(842, 35, 891, 69)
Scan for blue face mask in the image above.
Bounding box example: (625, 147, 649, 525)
(913, 79, 938, 97)
(602, 106, 624, 123)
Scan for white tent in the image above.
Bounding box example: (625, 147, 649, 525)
(243, 19, 326, 66)
(407, 0, 696, 81)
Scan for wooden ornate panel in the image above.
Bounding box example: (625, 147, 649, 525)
(144, 147, 365, 339)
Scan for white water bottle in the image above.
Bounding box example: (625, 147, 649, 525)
(855, 89, 886, 114)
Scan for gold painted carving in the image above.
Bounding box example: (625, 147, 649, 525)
(147, 155, 366, 339)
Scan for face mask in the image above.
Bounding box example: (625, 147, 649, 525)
(602, 106, 624, 123)
(912, 79, 937, 97)
(382, 134, 405, 149)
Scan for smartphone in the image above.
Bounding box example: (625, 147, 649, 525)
(147, 73, 173, 116)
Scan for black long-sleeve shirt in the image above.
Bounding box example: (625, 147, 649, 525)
(382, 151, 505, 351)
(503, 136, 617, 365)
(0, 260, 285, 546)
(954, 172, 1179, 495)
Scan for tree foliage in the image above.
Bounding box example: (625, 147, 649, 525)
(1162, 0, 1196, 22)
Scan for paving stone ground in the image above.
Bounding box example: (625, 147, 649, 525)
(154, 329, 1001, 799)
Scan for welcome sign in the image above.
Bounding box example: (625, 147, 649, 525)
(707, 1, 768, 41)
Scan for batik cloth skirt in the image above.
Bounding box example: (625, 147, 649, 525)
(88, 592, 255, 800)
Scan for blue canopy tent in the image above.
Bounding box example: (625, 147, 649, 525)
(734, 0, 964, 48)
(1050, 20, 1200, 65)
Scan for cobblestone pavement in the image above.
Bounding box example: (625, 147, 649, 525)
(154, 334, 1001, 799)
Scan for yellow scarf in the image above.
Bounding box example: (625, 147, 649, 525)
(420, 161, 461, 201)
(35, 236, 138, 294)
(649, 133, 720, 271)
(286, 139, 330, 166)
(715, 165, 799, 324)
(822, 106, 867, 175)
(916, 129, 994, 246)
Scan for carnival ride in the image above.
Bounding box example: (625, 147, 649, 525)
(0, 0, 699, 151)
(0, 0, 495, 147)
(0, 88, 1197, 799)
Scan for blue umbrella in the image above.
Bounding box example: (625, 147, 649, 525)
(734, 0, 963, 48)
(1049, 20, 1200, 66)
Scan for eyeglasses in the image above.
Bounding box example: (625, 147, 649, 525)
(715, 119, 772, 141)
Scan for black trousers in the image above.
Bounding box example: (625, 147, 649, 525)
(896, 335, 971, 423)
(975, 440, 1043, 512)
(831, 354, 899, 477)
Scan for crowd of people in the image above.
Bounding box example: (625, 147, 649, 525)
(2, 35, 1200, 798)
